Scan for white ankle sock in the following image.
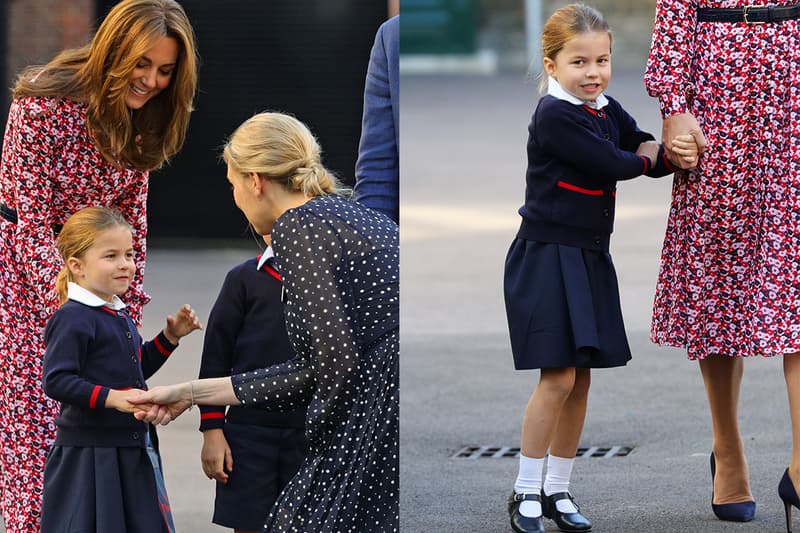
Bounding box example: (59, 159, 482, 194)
(514, 454, 544, 517)
(544, 455, 578, 513)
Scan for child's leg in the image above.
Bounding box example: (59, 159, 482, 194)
(514, 367, 577, 519)
(520, 367, 578, 458)
(544, 368, 591, 513)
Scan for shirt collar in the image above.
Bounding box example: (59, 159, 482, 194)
(547, 77, 609, 109)
(256, 245, 275, 270)
(67, 282, 127, 310)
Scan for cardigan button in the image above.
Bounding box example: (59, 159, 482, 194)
(126, 332, 132, 338)
(132, 432, 140, 440)
(593, 236, 601, 245)
(603, 209, 610, 217)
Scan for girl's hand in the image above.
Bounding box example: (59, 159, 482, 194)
(636, 140, 660, 167)
(201, 429, 234, 484)
(163, 304, 202, 344)
(662, 113, 707, 169)
(669, 133, 699, 168)
(128, 383, 192, 425)
(106, 388, 146, 413)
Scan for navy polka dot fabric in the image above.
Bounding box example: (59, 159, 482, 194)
(232, 195, 398, 532)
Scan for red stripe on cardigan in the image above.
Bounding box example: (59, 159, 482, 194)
(200, 412, 225, 420)
(557, 181, 604, 196)
(153, 336, 171, 356)
(89, 385, 102, 408)
(262, 263, 282, 281)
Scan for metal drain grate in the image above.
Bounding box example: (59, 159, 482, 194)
(452, 446, 633, 459)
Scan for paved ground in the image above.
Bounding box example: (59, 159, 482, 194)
(399, 71, 795, 533)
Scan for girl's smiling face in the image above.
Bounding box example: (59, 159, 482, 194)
(544, 31, 611, 102)
(67, 226, 135, 303)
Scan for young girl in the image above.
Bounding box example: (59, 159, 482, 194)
(40, 207, 201, 533)
(198, 235, 307, 533)
(503, 5, 697, 533)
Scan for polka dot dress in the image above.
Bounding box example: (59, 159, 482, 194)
(231, 195, 399, 532)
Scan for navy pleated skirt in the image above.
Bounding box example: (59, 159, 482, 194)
(504, 238, 632, 369)
(41, 445, 169, 533)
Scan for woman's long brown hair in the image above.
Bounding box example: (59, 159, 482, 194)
(13, 0, 198, 171)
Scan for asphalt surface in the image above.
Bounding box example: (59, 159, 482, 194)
(399, 71, 795, 533)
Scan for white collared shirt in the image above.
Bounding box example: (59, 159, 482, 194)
(256, 245, 275, 270)
(547, 76, 609, 109)
(67, 281, 127, 310)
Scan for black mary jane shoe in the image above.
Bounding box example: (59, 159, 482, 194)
(542, 491, 592, 532)
(508, 492, 545, 533)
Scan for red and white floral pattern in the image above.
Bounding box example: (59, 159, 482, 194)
(646, 1, 800, 359)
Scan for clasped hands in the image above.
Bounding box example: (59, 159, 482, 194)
(634, 112, 707, 171)
(109, 383, 192, 425)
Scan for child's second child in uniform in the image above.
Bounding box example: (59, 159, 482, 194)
(40, 206, 202, 533)
(197, 235, 307, 533)
(503, 4, 697, 533)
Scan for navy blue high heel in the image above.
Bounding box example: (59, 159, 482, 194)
(779, 469, 800, 533)
(709, 453, 755, 522)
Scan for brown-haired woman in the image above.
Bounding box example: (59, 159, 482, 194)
(131, 112, 399, 532)
(0, 1, 197, 530)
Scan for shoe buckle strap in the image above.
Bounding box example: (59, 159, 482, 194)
(512, 492, 541, 503)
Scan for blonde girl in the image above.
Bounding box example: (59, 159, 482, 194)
(41, 206, 201, 533)
(503, 5, 696, 532)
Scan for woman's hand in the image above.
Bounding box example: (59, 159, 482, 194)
(128, 383, 192, 425)
(662, 113, 707, 169)
(163, 304, 202, 344)
(201, 429, 234, 484)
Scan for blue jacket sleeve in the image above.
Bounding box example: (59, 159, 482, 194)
(353, 16, 399, 223)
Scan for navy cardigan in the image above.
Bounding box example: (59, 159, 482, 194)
(518, 94, 678, 252)
(43, 301, 177, 447)
(197, 257, 305, 431)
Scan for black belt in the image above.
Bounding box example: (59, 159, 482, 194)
(1, 203, 63, 234)
(697, 5, 800, 24)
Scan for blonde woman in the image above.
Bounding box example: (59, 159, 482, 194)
(132, 112, 399, 532)
(0, 1, 197, 530)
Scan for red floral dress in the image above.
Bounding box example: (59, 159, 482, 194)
(646, 0, 800, 359)
(0, 96, 150, 532)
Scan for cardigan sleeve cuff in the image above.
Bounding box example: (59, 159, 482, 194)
(152, 331, 178, 357)
(661, 147, 680, 172)
(199, 408, 226, 431)
(659, 91, 689, 118)
(90, 385, 110, 409)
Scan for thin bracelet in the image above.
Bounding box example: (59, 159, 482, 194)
(188, 380, 195, 411)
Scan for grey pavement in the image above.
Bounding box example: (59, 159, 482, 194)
(400, 71, 793, 533)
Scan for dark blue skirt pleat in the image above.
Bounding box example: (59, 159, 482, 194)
(503, 238, 632, 369)
(41, 446, 168, 533)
